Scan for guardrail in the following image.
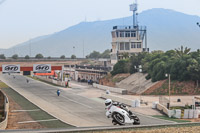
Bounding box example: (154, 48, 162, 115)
(0, 90, 9, 130)
(1, 122, 200, 133)
(93, 83, 127, 95)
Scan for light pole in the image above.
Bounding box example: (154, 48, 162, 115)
(165, 73, 171, 109)
(135, 65, 142, 103)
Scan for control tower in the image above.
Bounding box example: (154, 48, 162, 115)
(110, 1, 148, 65)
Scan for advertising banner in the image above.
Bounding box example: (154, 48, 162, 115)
(33, 64, 51, 73)
(2, 65, 20, 73)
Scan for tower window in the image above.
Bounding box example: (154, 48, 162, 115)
(137, 43, 141, 48)
(131, 31, 136, 37)
(120, 43, 124, 50)
(131, 42, 136, 48)
(120, 32, 125, 37)
(125, 42, 130, 50)
(125, 32, 130, 37)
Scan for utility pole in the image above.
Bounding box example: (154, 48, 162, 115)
(165, 73, 171, 109)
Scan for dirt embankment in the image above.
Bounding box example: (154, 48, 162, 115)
(143, 80, 200, 95)
(99, 73, 130, 87)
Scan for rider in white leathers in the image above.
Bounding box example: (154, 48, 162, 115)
(105, 99, 140, 125)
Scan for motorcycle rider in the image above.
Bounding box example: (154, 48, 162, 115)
(105, 99, 140, 125)
(105, 99, 113, 109)
(105, 99, 132, 115)
(57, 89, 61, 96)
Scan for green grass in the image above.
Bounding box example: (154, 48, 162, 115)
(152, 115, 191, 123)
(0, 82, 74, 128)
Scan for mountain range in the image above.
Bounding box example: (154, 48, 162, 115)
(1, 8, 200, 58)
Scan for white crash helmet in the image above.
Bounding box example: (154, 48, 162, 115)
(105, 99, 112, 107)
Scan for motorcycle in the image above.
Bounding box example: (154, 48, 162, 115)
(106, 102, 140, 125)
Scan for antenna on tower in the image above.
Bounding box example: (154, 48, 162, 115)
(130, 0, 138, 28)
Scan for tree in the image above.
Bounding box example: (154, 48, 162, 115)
(87, 51, 101, 59)
(25, 55, 30, 59)
(175, 45, 191, 58)
(60, 55, 65, 59)
(71, 55, 76, 59)
(100, 49, 110, 58)
(47, 56, 51, 59)
(12, 54, 18, 59)
(35, 54, 43, 59)
(111, 60, 130, 75)
(0, 54, 6, 59)
(187, 58, 200, 88)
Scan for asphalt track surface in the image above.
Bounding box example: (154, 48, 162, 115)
(0, 74, 174, 127)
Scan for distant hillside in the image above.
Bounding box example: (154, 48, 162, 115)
(1, 8, 200, 57)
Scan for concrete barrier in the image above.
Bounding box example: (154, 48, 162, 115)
(0, 91, 9, 130)
(93, 83, 127, 95)
(156, 103, 182, 118)
(157, 103, 169, 116)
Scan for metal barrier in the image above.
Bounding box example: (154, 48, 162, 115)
(0, 90, 9, 130)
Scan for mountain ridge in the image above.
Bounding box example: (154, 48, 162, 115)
(1, 8, 200, 57)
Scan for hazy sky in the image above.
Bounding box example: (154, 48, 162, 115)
(0, 0, 199, 49)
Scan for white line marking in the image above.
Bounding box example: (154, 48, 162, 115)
(18, 119, 58, 124)
(61, 95, 93, 109)
(11, 109, 40, 112)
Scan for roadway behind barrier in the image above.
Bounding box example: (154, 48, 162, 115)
(101, 93, 141, 108)
(93, 83, 127, 95)
(0, 90, 9, 130)
(34, 75, 65, 87)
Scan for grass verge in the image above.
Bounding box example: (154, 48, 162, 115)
(152, 115, 191, 123)
(0, 82, 74, 128)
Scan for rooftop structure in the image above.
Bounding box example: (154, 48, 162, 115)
(110, 1, 148, 65)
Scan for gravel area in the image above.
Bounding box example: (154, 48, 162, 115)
(94, 126, 200, 133)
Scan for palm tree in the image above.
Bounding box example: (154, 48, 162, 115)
(175, 46, 191, 58)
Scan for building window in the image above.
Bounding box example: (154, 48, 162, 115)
(131, 31, 136, 37)
(131, 42, 136, 48)
(125, 32, 130, 37)
(120, 32, 124, 37)
(137, 43, 141, 48)
(125, 42, 130, 50)
(120, 42, 124, 50)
